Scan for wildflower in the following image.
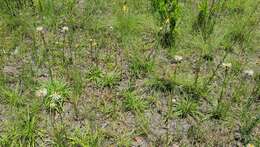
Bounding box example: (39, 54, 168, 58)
(61, 26, 69, 33)
(243, 69, 254, 77)
(35, 88, 48, 98)
(222, 63, 232, 68)
(36, 26, 44, 32)
(174, 55, 183, 62)
(122, 4, 128, 13)
(51, 92, 62, 101)
(247, 144, 255, 147)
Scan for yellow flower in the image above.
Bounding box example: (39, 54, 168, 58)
(247, 144, 255, 147)
(123, 4, 128, 13)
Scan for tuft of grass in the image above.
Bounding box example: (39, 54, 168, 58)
(122, 91, 148, 114)
(97, 71, 121, 88)
(174, 98, 201, 118)
(68, 127, 105, 147)
(129, 54, 155, 79)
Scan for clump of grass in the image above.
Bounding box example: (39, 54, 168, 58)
(0, 107, 41, 146)
(0, 83, 25, 107)
(146, 74, 205, 100)
(129, 54, 154, 79)
(68, 126, 105, 147)
(1, 0, 34, 16)
(122, 91, 148, 114)
(86, 66, 103, 83)
(146, 76, 175, 92)
(70, 67, 84, 119)
(97, 71, 121, 88)
(192, 0, 225, 41)
(174, 98, 201, 118)
(209, 101, 230, 120)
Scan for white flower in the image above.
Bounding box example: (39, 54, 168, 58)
(172, 99, 176, 103)
(36, 26, 44, 32)
(174, 55, 183, 62)
(243, 69, 254, 77)
(51, 92, 62, 101)
(222, 63, 232, 68)
(62, 26, 69, 32)
(35, 88, 48, 98)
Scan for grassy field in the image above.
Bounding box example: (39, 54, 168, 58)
(0, 0, 260, 146)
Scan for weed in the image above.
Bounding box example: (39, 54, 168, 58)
(97, 71, 121, 88)
(129, 54, 154, 79)
(68, 127, 104, 147)
(174, 98, 201, 118)
(0, 0, 259, 146)
(41, 80, 70, 113)
(151, 0, 181, 47)
(209, 101, 230, 120)
(122, 91, 148, 114)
